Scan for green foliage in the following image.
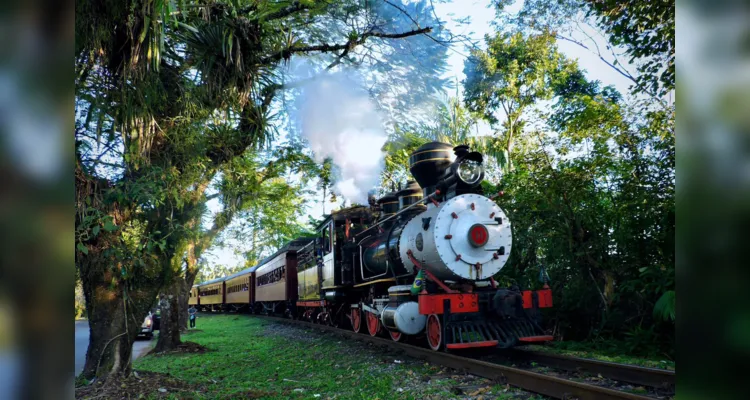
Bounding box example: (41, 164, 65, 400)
(75, 0, 445, 304)
(195, 264, 247, 283)
(653, 290, 675, 322)
(487, 96, 674, 356)
(457, 6, 675, 357)
(496, 0, 674, 97)
(584, 0, 674, 96)
(463, 31, 580, 171)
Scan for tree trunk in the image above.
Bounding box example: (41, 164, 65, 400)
(178, 284, 189, 331)
(179, 266, 200, 331)
(80, 261, 158, 380)
(154, 281, 182, 352)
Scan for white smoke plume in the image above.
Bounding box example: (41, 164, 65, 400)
(297, 72, 387, 204)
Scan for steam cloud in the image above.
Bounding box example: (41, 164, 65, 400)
(298, 72, 387, 204)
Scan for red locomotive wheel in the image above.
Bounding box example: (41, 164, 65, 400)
(426, 314, 442, 351)
(366, 311, 381, 337)
(351, 308, 362, 333)
(388, 329, 402, 342)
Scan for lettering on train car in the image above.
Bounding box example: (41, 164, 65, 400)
(257, 266, 286, 286)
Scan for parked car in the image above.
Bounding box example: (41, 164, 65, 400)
(138, 312, 154, 339)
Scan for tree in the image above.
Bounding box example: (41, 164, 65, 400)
(458, 10, 674, 353)
(75, 0, 440, 381)
(491, 79, 674, 355)
(154, 144, 317, 352)
(495, 0, 674, 98)
(463, 31, 579, 170)
(381, 93, 486, 189)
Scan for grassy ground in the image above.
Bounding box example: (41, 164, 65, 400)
(525, 342, 676, 371)
(132, 314, 542, 399)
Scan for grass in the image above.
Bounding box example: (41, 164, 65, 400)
(525, 342, 676, 371)
(134, 314, 540, 399)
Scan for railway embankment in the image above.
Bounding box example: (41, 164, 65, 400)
(76, 314, 542, 399)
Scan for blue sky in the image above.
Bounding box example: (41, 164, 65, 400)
(202, 0, 640, 269)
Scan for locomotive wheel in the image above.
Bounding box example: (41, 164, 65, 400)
(366, 311, 381, 337)
(351, 308, 362, 333)
(388, 329, 402, 342)
(426, 314, 442, 351)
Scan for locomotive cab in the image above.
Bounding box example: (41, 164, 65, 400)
(296, 206, 375, 323)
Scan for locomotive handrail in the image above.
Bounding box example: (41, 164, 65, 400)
(354, 189, 440, 238)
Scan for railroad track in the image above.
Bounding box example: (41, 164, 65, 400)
(246, 314, 670, 400)
(497, 348, 675, 390)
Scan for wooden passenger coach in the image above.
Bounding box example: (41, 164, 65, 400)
(252, 238, 314, 315)
(224, 266, 257, 311)
(188, 285, 199, 306)
(197, 277, 225, 311)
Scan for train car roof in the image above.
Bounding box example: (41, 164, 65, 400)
(195, 238, 316, 285)
(195, 276, 226, 287)
(224, 265, 259, 281)
(254, 237, 316, 269)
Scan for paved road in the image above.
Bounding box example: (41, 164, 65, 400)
(0, 352, 19, 399)
(74, 320, 155, 376)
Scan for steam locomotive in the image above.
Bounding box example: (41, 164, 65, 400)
(192, 142, 553, 350)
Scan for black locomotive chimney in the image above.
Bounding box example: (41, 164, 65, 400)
(376, 191, 399, 222)
(408, 142, 455, 190)
(396, 180, 423, 210)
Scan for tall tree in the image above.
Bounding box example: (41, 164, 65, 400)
(76, 0, 440, 381)
(495, 0, 674, 98)
(463, 31, 579, 170)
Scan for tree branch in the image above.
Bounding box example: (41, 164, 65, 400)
(243, 1, 314, 21)
(261, 27, 432, 65)
(554, 33, 667, 106)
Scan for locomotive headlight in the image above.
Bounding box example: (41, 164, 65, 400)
(457, 159, 483, 185)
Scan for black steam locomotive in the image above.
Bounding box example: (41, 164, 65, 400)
(194, 142, 553, 350)
(292, 142, 553, 350)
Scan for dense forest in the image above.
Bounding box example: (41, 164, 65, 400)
(75, 0, 674, 382)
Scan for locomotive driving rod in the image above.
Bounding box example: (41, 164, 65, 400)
(355, 190, 440, 238)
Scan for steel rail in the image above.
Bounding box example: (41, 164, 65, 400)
(247, 314, 655, 400)
(502, 348, 675, 390)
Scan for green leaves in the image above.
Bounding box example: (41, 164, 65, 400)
(653, 290, 675, 322)
(103, 219, 118, 232)
(463, 31, 577, 172)
(77, 243, 89, 255)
